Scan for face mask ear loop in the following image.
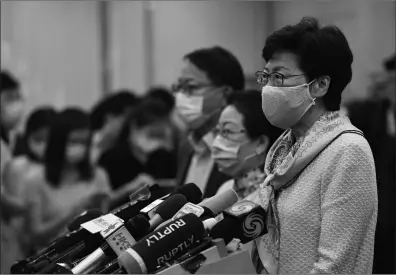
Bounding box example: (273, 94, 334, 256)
(306, 79, 317, 105)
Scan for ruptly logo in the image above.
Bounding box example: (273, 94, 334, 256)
(228, 200, 256, 216)
(146, 219, 187, 247)
(243, 213, 265, 239)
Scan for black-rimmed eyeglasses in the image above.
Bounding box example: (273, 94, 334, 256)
(255, 71, 305, 87)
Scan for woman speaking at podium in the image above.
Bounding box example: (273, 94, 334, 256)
(251, 17, 378, 274)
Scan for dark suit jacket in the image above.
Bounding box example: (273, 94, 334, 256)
(348, 99, 396, 274)
(176, 135, 230, 199)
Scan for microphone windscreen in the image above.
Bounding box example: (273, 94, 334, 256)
(67, 209, 104, 232)
(173, 183, 202, 204)
(198, 189, 239, 215)
(118, 213, 205, 274)
(125, 214, 150, 240)
(155, 194, 188, 220)
(209, 218, 238, 245)
(210, 200, 267, 244)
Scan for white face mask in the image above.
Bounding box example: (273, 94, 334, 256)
(66, 144, 87, 164)
(261, 80, 316, 129)
(212, 135, 240, 161)
(175, 92, 204, 123)
(212, 135, 260, 176)
(131, 133, 165, 155)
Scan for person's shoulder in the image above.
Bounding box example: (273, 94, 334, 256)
(327, 131, 375, 168)
(8, 156, 30, 170)
(216, 179, 235, 195)
(20, 164, 46, 195)
(92, 166, 111, 190)
(94, 167, 108, 181)
(336, 131, 372, 154)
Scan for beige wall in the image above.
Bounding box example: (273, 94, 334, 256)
(109, 1, 270, 93)
(150, 1, 269, 88)
(109, 1, 147, 95)
(1, 1, 101, 113)
(1, 1, 395, 112)
(270, 0, 396, 103)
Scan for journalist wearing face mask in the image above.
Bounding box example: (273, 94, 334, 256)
(0, 71, 26, 274)
(212, 90, 283, 200)
(90, 91, 139, 163)
(2, 107, 56, 213)
(12, 108, 111, 256)
(251, 17, 378, 274)
(98, 97, 177, 208)
(173, 46, 245, 198)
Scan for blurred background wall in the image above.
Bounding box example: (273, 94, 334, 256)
(1, 0, 395, 113)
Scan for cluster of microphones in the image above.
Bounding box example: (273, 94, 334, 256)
(11, 183, 267, 274)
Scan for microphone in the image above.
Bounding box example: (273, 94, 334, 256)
(111, 183, 202, 221)
(117, 213, 208, 274)
(71, 215, 150, 274)
(161, 183, 203, 204)
(154, 189, 239, 230)
(96, 259, 120, 274)
(148, 194, 188, 229)
(198, 189, 239, 215)
(34, 184, 167, 260)
(209, 200, 267, 245)
(67, 209, 104, 232)
(14, 210, 105, 273)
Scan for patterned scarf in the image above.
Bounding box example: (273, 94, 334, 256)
(252, 111, 363, 274)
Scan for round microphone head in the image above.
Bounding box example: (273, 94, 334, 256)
(126, 214, 150, 240)
(155, 194, 188, 220)
(175, 183, 202, 204)
(119, 213, 206, 274)
(198, 189, 239, 215)
(10, 260, 31, 274)
(209, 217, 238, 245)
(67, 209, 103, 232)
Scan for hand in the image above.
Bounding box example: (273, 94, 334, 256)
(136, 173, 156, 186)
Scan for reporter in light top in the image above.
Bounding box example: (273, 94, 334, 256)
(252, 17, 378, 274)
(212, 90, 283, 200)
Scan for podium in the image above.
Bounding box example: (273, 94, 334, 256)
(156, 239, 257, 275)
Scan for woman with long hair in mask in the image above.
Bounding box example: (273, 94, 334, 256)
(251, 17, 377, 274)
(14, 107, 57, 159)
(3, 107, 57, 199)
(17, 108, 111, 255)
(212, 90, 283, 200)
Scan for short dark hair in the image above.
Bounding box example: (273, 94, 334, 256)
(90, 90, 139, 131)
(16, 107, 57, 161)
(262, 17, 353, 111)
(184, 46, 245, 91)
(227, 89, 283, 145)
(384, 54, 395, 72)
(44, 108, 93, 187)
(146, 87, 175, 112)
(0, 70, 20, 93)
(117, 97, 171, 144)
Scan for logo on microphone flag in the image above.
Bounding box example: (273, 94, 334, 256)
(82, 213, 124, 234)
(107, 226, 137, 256)
(172, 203, 205, 220)
(227, 200, 256, 216)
